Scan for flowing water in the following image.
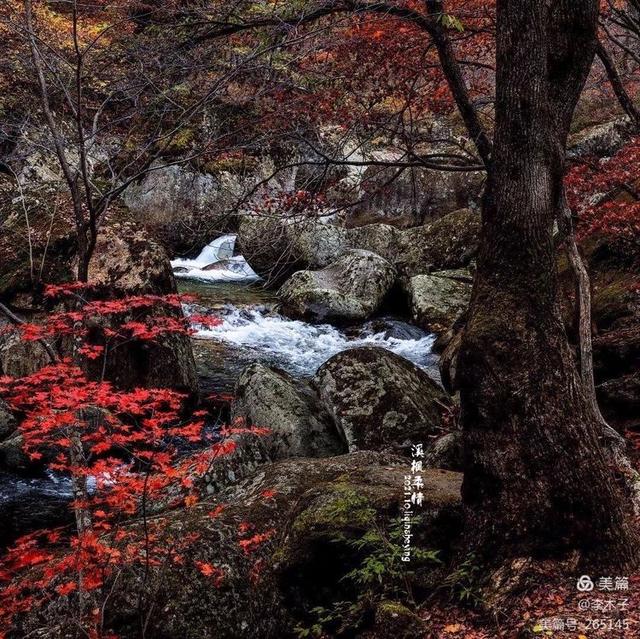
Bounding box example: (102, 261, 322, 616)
(176, 235, 439, 392)
(0, 239, 439, 539)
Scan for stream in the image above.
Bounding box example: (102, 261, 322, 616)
(0, 236, 439, 544)
(176, 235, 439, 392)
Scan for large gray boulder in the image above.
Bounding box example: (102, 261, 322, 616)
(405, 271, 472, 332)
(236, 215, 348, 282)
(123, 164, 240, 254)
(279, 249, 396, 323)
(567, 119, 632, 160)
(231, 363, 346, 460)
(397, 208, 480, 275)
(315, 347, 450, 454)
(346, 223, 403, 263)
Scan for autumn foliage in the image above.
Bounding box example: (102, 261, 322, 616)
(0, 285, 272, 637)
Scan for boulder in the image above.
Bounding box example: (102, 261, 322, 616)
(346, 223, 403, 263)
(279, 250, 396, 323)
(81, 312, 198, 394)
(0, 433, 29, 472)
(405, 271, 472, 332)
(0, 399, 16, 440)
(343, 148, 483, 223)
(88, 219, 176, 295)
(0, 191, 77, 300)
(0, 331, 52, 378)
(231, 363, 346, 460)
(236, 215, 348, 282)
(567, 119, 633, 160)
(15, 452, 461, 639)
(85, 216, 198, 393)
(424, 432, 463, 472)
(123, 163, 240, 254)
(314, 347, 450, 454)
(397, 208, 480, 276)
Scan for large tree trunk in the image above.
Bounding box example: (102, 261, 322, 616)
(457, 0, 639, 570)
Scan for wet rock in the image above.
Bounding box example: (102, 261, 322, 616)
(279, 250, 396, 323)
(231, 362, 346, 460)
(361, 317, 429, 341)
(405, 272, 472, 332)
(315, 347, 450, 455)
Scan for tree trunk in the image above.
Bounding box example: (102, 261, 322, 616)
(457, 0, 639, 570)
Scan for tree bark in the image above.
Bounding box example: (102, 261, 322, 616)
(457, 0, 639, 570)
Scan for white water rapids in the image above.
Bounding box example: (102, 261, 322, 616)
(189, 305, 438, 377)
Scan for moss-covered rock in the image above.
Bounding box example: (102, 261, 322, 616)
(567, 119, 633, 160)
(14, 452, 462, 639)
(372, 600, 426, 639)
(405, 271, 472, 333)
(397, 208, 480, 276)
(315, 347, 450, 455)
(346, 223, 404, 263)
(231, 362, 346, 459)
(279, 250, 396, 323)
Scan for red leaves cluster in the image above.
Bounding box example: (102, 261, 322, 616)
(566, 137, 640, 245)
(0, 289, 273, 637)
(18, 292, 193, 351)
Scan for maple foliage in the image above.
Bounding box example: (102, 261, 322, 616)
(0, 286, 270, 638)
(566, 138, 640, 251)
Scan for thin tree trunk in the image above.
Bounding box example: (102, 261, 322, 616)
(457, 0, 639, 570)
